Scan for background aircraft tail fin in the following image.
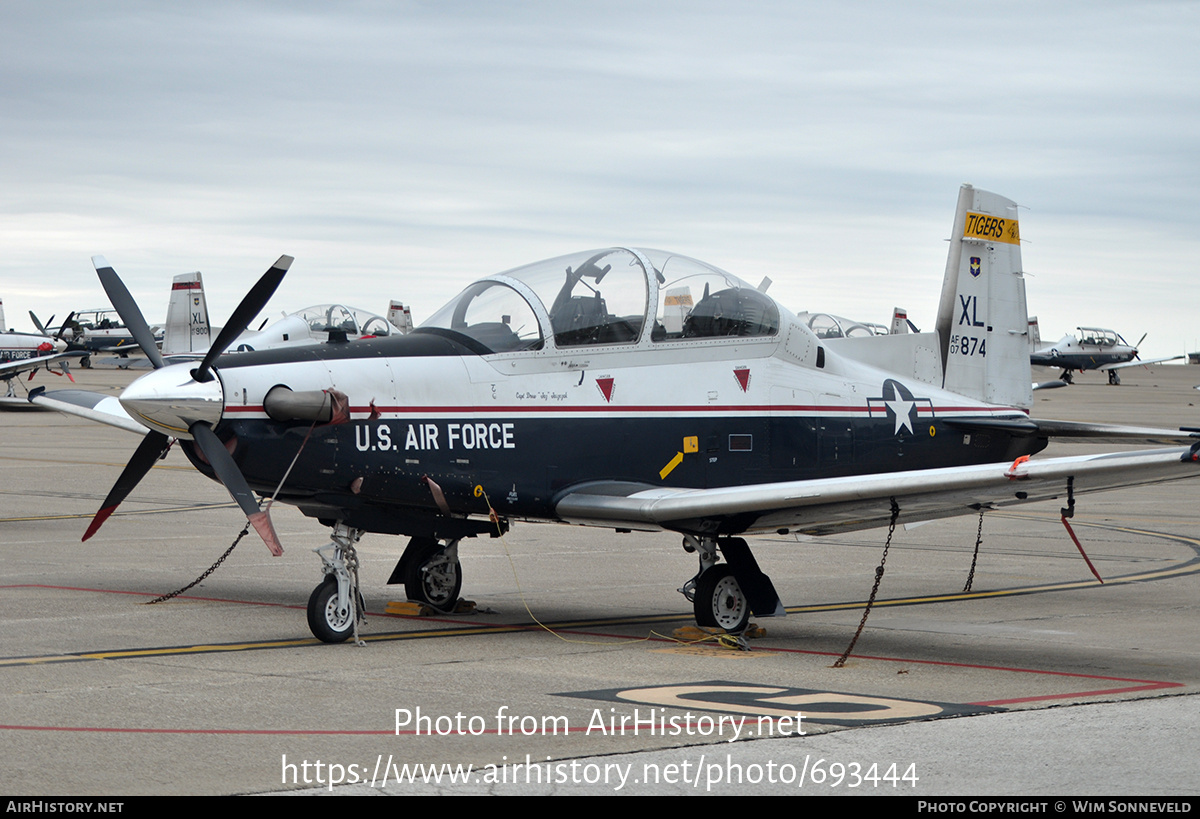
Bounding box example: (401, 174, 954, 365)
(0, 297, 5, 333)
(388, 300, 413, 334)
(162, 272, 211, 355)
(889, 307, 909, 335)
(935, 185, 1032, 410)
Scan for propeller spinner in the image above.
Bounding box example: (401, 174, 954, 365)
(83, 255, 293, 555)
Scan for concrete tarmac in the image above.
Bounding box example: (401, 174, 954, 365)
(1, 364, 1198, 796)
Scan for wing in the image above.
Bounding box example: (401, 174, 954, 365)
(555, 446, 1200, 537)
(0, 352, 71, 379)
(1100, 355, 1185, 370)
(27, 387, 148, 435)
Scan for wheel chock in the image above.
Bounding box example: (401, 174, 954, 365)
(386, 598, 477, 616)
(387, 601, 433, 616)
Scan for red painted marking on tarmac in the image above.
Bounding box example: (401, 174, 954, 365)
(2, 588, 1182, 708)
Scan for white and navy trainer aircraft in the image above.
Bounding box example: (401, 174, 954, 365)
(33, 186, 1200, 642)
(1, 312, 77, 402)
(1031, 327, 1183, 386)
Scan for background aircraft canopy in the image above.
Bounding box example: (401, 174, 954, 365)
(294, 304, 399, 337)
(795, 312, 886, 339)
(420, 247, 778, 353)
(1076, 327, 1121, 347)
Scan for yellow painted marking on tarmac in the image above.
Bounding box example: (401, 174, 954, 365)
(0, 502, 236, 523)
(659, 451, 684, 479)
(3, 519, 1197, 668)
(0, 455, 192, 471)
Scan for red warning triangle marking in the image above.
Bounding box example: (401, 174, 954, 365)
(733, 367, 750, 392)
(596, 377, 615, 403)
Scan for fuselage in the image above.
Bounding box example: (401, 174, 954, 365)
(148, 247, 1043, 539)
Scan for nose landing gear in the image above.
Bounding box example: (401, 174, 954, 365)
(308, 523, 366, 643)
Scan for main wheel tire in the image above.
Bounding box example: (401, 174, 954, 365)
(307, 577, 353, 643)
(693, 565, 750, 633)
(403, 541, 462, 612)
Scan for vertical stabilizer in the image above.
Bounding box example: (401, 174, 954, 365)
(1027, 316, 1041, 352)
(0, 298, 6, 333)
(935, 185, 1031, 409)
(387, 300, 413, 334)
(162, 272, 211, 355)
(889, 307, 909, 334)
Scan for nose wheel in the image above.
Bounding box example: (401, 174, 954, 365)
(307, 576, 364, 643)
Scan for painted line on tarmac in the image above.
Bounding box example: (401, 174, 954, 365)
(2, 518, 1198, 667)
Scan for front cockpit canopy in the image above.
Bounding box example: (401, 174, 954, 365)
(419, 248, 780, 353)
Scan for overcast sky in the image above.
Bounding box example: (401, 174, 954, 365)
(2, 1, 1197, 357)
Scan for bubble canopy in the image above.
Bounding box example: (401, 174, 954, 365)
(419, 248, 780, 353)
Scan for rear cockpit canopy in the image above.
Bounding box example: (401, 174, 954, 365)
(419, 248, 781, 353)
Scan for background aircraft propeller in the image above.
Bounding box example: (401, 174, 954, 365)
(1133, 332, 1148, 361)
(83, 255, 292, 555)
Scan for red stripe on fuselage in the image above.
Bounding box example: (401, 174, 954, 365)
(222, 403, 1024, 416)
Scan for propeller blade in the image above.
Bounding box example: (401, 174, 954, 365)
(192, 255, 292, 383)
(82, 431, 171, 541)
(29, 311, 48, 337)
(93, 256, 166, 369)
(189, 422, 283, 555)
(55, 312, 76, 341)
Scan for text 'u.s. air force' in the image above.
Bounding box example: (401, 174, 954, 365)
(356, 422, 516, 452)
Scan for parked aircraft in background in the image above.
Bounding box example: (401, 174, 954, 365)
(1, 311, 76, 403)
(32, 186, 1200, 644)
(795, 307, 913, 340)
(1031, 327, 1183, 386)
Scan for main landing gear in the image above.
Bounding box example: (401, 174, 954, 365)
(392, 536, 462, 612)
(308, 523, 367, 643)
(679, 536, 784, 633)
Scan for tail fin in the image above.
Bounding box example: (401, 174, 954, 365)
(1027, 315, 1041, 352)
(889, 307, 909, 335)
(935, 185, 1031, 410)
(162, 272, 211, 355)
(387, 300, 413, 334)
(0, 297, 5, 333)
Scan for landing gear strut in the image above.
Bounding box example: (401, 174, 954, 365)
(679, 536, 751, 633)
(1108, 369, 1121, 386)
(308, 522, 366, 643)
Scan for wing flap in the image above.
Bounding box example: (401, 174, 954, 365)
(555, 446, 1200, 536)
